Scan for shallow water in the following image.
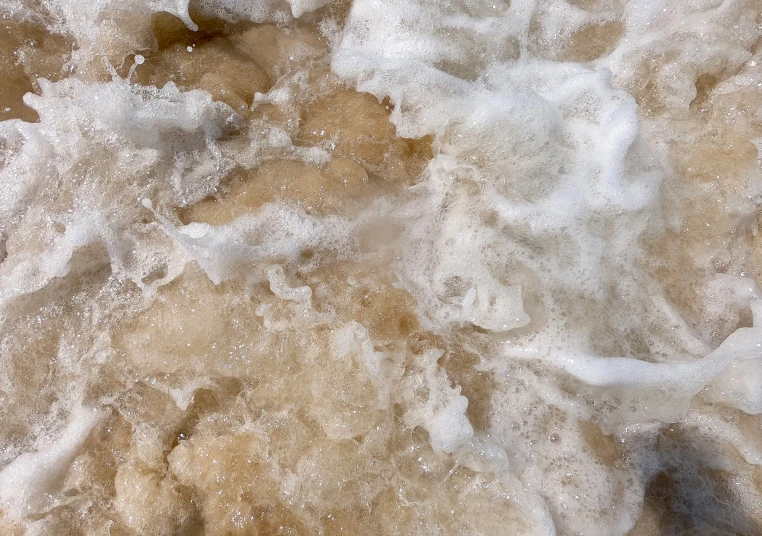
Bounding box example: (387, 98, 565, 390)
(1, 0, 762, 534)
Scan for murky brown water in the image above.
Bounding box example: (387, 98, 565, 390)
(1, 1, 762, 534)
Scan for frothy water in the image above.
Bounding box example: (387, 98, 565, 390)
(1, 0, 762, 534)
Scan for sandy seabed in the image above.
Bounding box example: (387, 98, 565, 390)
(1, 0, 762, 534)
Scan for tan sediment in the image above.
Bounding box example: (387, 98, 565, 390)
(1, 2, 762, 535)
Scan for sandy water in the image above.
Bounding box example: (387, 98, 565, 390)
(1, 0, 762, 534)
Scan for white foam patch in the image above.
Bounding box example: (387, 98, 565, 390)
(37, 0, 306, 41)
(0, 405, 103, 520)
(192, 0, 291, 24)
(559, 324, 762, 422)
(144, 200, 355, 285)
(284, 0, 327, 18)
(402, 349, 474, 453)
(0, 77, 238, 306)
(38, 0, 200, 56)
